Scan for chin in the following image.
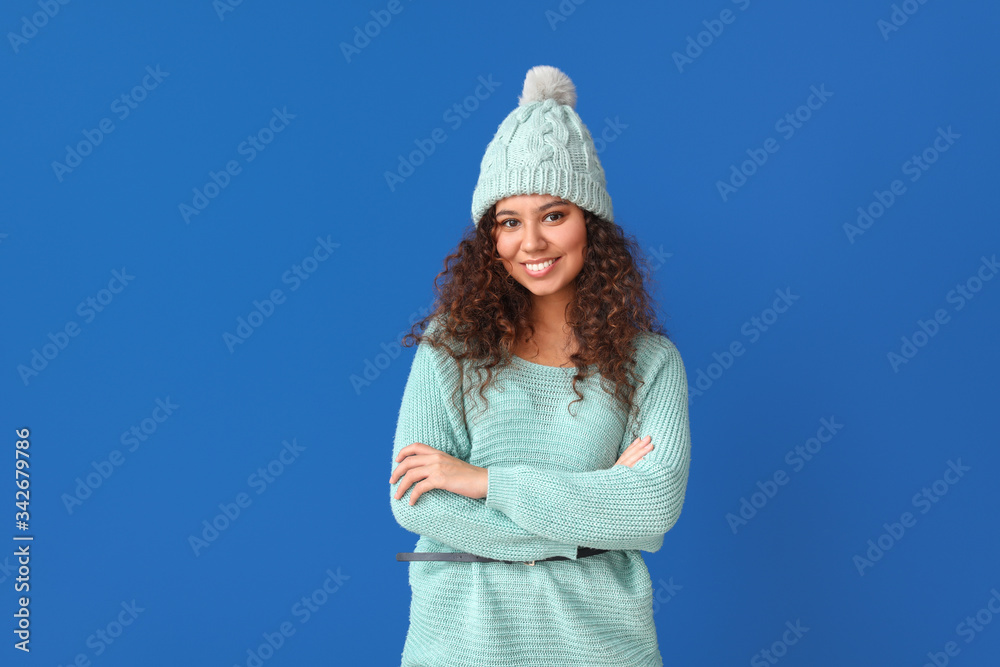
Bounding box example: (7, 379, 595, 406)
(523, 284, 562, 296)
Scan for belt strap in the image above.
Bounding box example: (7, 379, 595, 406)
(396, 546, 609, 565)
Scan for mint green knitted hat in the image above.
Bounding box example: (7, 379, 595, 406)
(471, 65, 614, 226)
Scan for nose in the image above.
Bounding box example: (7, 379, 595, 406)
(521, 220, 545, 250)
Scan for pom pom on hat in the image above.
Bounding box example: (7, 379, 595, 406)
(517, 65, 576, 109)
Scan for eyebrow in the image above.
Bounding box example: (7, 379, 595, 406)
(495, 198, 571, 218)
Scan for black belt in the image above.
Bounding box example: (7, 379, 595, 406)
(396, 546, 609, 566)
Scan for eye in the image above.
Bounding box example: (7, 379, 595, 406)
(497, 211, 564, 229)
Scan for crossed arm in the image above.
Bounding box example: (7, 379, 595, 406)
(389, 337, 691, 558)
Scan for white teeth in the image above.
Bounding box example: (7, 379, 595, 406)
(526, 258, 556, 272)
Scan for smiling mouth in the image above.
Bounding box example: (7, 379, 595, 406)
(522, 256, 560, 275)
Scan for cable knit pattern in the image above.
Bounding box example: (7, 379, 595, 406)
(471, 71, 614, 225)
(390, 317, 692, 666)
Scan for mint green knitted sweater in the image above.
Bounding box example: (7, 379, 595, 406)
(390, 319, 692, 667)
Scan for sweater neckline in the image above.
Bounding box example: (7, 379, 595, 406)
(509, 353, 597, 372)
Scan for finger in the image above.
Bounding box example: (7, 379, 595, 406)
(395, 442, 430, 462)
(390, 457, 416, 485)
(390, 459, 414, 485)
(395, 473, 414, 500)
(635, 438, 654, 463)
(616, 456, 639, 468)
(614, 440, 639, 467)
(409, 480, 430, 505)
(629, 435, 651, 449)
(397, 460, 441, 499)
(624, 436, 651, 458)
(394, 466, 425, 500)
(391, 454, 439, 485)
(391, 453, 436, 484)
(618, 437, 652, 467)
(619, 450, 642, 467)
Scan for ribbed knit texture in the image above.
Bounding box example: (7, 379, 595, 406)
(390, 317, 692, 667)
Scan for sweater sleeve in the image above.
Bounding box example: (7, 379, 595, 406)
(389, 337, 580, 562)
(484, 337, 692, 552)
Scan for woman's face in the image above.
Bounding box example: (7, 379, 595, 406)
(491, 193, 587, 300)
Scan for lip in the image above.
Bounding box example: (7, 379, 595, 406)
(521, 256, 561, 277)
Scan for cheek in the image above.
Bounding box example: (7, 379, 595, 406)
(569, 245, 587, 273)
(495, 243, 516, 267)
(494, 250, 514, 274)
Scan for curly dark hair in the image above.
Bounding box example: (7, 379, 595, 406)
(401, 203, 671, 442)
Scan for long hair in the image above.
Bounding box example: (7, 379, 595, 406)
(402, 203, 671, 442)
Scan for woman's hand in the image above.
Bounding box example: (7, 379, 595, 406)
(390, 442, 488, 505)
(614, 435, 654, 468)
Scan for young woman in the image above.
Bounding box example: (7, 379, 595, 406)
(389, 65, 692, 667)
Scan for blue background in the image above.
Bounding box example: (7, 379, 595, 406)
(2, 1, 999, 665)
